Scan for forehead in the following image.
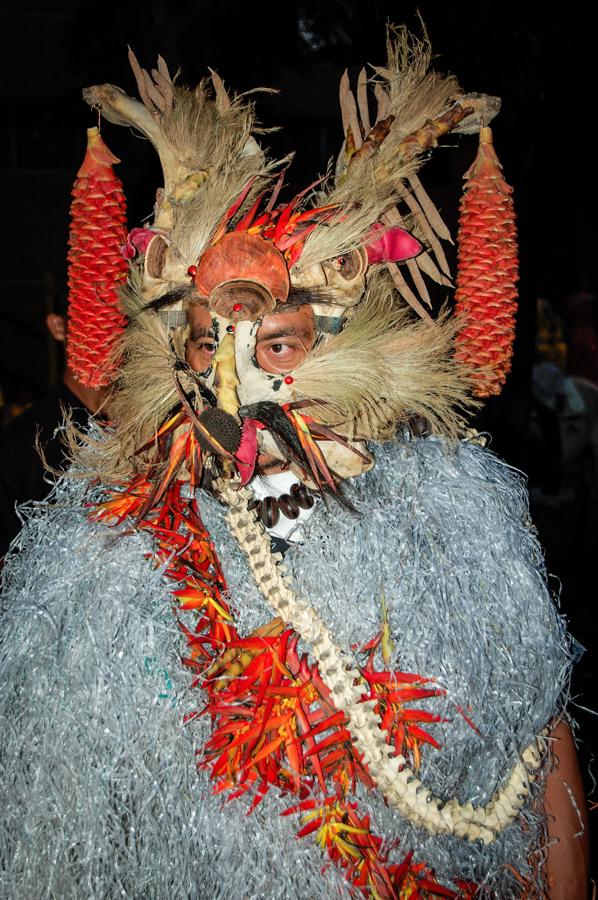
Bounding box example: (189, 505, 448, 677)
(187, 303, 213, 332)
(187, 301, 316, 336)
(256, 304, 315, 338)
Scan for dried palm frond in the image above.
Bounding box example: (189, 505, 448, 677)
(298, 27, 463, 270)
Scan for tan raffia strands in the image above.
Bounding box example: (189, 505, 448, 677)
(291, 277, 477, 441)
(68, 295, 195, 485)
(160, 76, 286, 266)
(169, 153, 282, 271)
(84, 61, 283, 293)
(220, 478, 547, 844)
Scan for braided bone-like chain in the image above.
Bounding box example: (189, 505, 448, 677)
(219, 479, 547, 844)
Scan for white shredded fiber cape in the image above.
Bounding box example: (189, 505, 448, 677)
(0, 436, 571, 898)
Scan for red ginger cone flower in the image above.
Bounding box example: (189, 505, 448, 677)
(66, 127, 128, 388)
(454, 127, 519, 397)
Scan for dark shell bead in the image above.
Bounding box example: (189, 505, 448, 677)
(294, 484, 314, 510)
(261, 496, 280, 529)
(278, 493, 300, 519)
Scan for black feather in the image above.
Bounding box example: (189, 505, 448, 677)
(239, 401, 357, 512)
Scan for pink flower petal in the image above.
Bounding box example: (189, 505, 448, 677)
(120, 227, 161, 259)
(365, 225, 423, 264)
(235, 419, 259, 485)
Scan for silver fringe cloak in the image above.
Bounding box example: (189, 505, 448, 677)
(0, 435, 571, 898)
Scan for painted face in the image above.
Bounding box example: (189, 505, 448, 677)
(185, 302, 318, 387)
(183, 298, 372, 484)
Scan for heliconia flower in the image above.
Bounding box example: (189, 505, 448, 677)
(66, 127, 128, 388)
(454, 127, 519, 397)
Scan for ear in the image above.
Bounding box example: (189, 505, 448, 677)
(46, 313, 67, 342)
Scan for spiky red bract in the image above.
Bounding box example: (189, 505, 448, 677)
(66, 127, 128, 388)
(454, 128, 519, 398)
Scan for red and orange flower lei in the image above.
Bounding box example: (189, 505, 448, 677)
(93, 477, 478, 899)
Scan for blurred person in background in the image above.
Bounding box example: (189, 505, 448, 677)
(528, 296, 598, 536)
(562, 274, 598, 385)
(0, 300, 109, 558)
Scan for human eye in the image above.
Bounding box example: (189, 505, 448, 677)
(186, 334, 216, 372)
(270, 342, 291, 355)
(255, 337, 307, 374)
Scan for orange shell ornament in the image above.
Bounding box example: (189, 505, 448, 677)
(194, 232, 290, 321)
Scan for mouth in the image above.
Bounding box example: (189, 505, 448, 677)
(237, 401, 361, 510)
(255, 453, 291, 476)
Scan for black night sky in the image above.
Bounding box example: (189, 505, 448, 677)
(1, 1, 597, 853)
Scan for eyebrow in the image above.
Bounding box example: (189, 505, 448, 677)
(286, 287, 339, 308)
(256, 325, 313, 342)
(190, 327, 216, 340)
(145, 285, 197, 313)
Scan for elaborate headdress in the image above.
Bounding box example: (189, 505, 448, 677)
(72, 28, 516, 498)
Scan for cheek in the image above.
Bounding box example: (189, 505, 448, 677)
(186, 346, 214, 372)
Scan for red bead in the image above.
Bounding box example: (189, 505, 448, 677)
(284, 375, 294, 385)
(232, 303, 243, 312)
(187, 264, 197, 277)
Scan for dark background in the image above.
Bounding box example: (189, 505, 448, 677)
(1, 0, 596, 872)
(1, 1, 595, 394)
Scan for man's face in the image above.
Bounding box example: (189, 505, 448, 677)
(185, 302, 318, 474)
(184, 299, 371, 482)
(186, 302, 316, 377)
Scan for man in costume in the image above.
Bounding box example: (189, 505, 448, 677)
(0, 29, 589, 899)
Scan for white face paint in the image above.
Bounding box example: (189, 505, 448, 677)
(234, 312, 310, 466)
(187, 299, 373, 482)
(234, 319, 295, 409)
